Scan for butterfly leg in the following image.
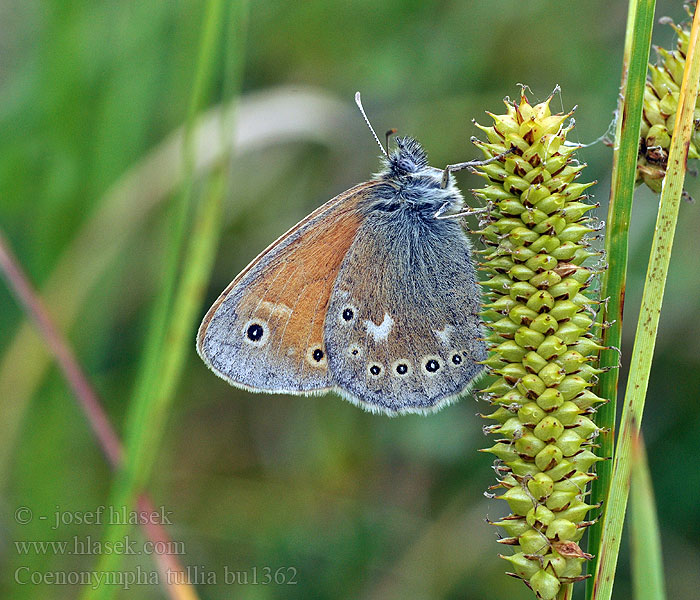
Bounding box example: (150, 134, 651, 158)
(440, 147, 514, 189)
(434, 205, 488, 220)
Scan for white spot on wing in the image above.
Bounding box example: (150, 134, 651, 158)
(365, 312, 394, 342)
(260, 300, 293, 317)
(434, 324, 454, 345)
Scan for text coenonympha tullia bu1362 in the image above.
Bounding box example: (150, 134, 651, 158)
(197, 93, 495, 415)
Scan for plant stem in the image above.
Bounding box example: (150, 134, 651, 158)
(592, 4, 700, 599)
(0, 230, 197, 600)
(0, 231, 122, 467)
(630, 435, 667, 600)
(587, 0, 656, 592)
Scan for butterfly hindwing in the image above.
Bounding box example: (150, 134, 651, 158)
(197, 183, 378, 394)
(325, 204, 486, 413)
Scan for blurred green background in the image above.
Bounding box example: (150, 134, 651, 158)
(1, 1, 699, 598)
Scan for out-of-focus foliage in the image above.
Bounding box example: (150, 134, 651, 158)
(1, 1, 698, 599)
(637, 15, 700, 192)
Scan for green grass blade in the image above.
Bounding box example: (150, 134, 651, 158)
(81, 1, 244, 598)
(80, 172, 228, 600)
(587, 0, 656, 591)
(120, 0, 228, 478)
(128, 166, 227, 483)
(591, 4, 700, 599)
(81, 175, 226, 598)
(630, 435, 666, 600)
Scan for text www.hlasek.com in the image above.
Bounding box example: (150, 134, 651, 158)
(15, 535, 183, 556)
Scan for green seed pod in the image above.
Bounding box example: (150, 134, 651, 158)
(476, 92, 605, 599)
(638, 14, 700, 192)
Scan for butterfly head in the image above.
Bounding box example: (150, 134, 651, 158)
(385, 137, 429, 177)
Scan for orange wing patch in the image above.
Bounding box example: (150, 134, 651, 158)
(237, 207, 362, 374)
(197, 182, 374, 394)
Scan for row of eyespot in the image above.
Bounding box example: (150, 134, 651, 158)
(246, 323, 328, 362)
(243, 306, 368, 344)
(362, 352, 466, 378)
(245, 323, 469, 375)
(244, 303, 356, 345)
(338, 306, 471, 376)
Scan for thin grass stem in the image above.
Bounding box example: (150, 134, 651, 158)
(586, 1, 656, 594)
(0, 230, 197, 600)
(630, 435, 667, 600)
(84, 1, 243, 597)
(592, 4, 700, 599)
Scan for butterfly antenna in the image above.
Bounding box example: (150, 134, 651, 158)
(355, 92, 388, 158)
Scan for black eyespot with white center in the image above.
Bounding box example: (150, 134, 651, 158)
(368, 362, 383, 378)
(391, 359, 413, 377)
(347, 343, 362, 358)
(306, 345, 327, 367)
(452, 353, 463, 365)
(242, 319, 270, 347)
(246, 323, 264, 342)
(423, 356, 442, 374)
(342, 307, 354, 321)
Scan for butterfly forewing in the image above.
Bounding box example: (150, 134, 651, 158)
(197, 183, 379, 394)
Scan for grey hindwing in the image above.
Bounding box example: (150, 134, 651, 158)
(325, 202, 486, 413)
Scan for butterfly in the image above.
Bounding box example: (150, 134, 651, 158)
(196, 93, 492, 415)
